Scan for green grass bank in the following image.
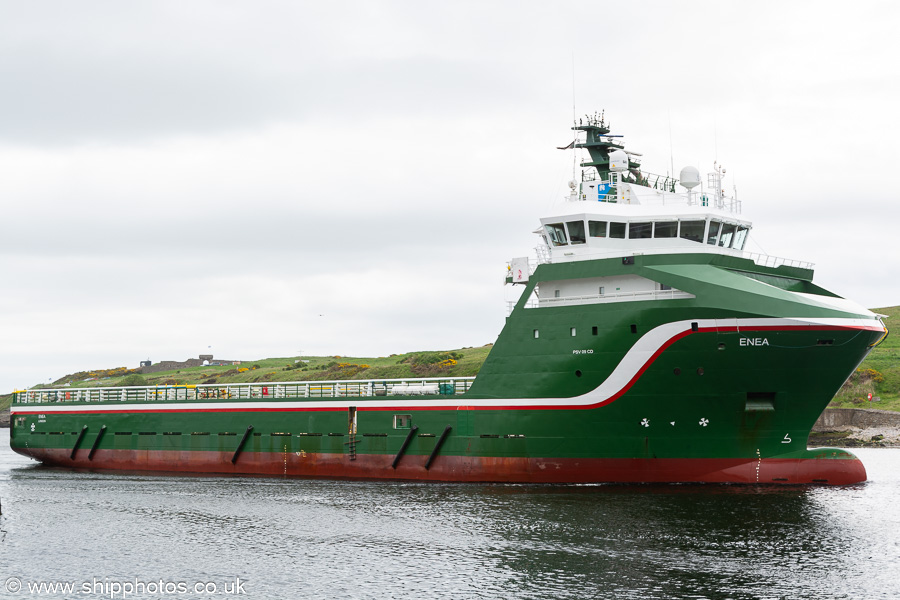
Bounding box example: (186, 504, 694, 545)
(828, 305, 899, 411)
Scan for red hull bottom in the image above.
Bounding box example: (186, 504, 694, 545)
(14, 447, 867, 485)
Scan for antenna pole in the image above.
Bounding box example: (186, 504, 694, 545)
(714, 119, 718, 163)
(571, 53, 577, 190)
(668, 108, 674, 178)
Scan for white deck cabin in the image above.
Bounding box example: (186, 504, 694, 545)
(536, 164, 750, 266)
(507, 161, 806, 310)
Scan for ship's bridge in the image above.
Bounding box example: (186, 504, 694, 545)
(537, 179, 751, 265)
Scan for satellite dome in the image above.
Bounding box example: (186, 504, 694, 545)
(609, 150, 629, 172)
(679, 166, 701, 190)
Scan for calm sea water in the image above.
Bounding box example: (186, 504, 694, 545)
(1, 428, 898, 600)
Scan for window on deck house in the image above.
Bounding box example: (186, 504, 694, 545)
(589, 220, 607, 238)
(566, 221, 586, 244)
(706, 221, 722, 245)
(718, 223, 737, 248)
(679, 220, 705, 243)
(609, 222, 627, 239)
(629, 222, 652, 239)
(733, 226, 749, 250)
(654, 222, 677, 238)
(545, 223, 568, 246)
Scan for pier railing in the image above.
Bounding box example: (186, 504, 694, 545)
(14, 377, 477, 404)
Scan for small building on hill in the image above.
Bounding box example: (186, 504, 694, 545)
(139, 355, 238, 374)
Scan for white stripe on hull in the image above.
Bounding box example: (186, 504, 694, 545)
(11, 317, 883, 415)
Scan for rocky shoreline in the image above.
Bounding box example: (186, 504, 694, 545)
(809, 408, 900, 448)
(807, 430, 899, 448)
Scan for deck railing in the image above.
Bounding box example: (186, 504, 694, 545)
(744, 252, 814, 270)
(14, 377, 476, 404)
(537, 289, 694, 308)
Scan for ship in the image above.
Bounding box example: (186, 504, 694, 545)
(9, 112, 888, 485)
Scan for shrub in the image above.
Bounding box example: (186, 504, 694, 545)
(835, 368, 885, 403)
(401, 352, 463, 375)
(117, 374, 148, 387)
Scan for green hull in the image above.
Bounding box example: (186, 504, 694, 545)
(10, 254, 884, 484)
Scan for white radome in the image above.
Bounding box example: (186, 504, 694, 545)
(679, 165, 701, 190)
(609, 149, 629, 172)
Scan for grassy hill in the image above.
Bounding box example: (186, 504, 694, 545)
(829, 305, 899, 410)
(0, 346, 493, 410)
(2, 305, 897, 413)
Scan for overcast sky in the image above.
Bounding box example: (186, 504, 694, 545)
(2, 1, 898, 393)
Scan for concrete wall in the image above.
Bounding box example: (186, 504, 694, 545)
(813, 408, 900, 431)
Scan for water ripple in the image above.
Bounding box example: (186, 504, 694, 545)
(1, 435, 898, 599)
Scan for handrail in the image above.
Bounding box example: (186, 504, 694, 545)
(743, 252, 814, 270)
(13, 377, 476, 404)
(536, 289, 694, 308)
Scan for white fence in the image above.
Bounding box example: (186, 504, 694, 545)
(15, 377, 477, 404)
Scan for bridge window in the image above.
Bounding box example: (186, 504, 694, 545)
(566, 221, 586, 244)
(733, 226, 749, 250)
(589, 220, 607, 237)
(706, 220, 722, 245)
(718, 223, 737, 247)
(609, 222, 627, 239)
(654, 222, 677, 238)
(629, 222, 652, 239)
(545, 223, 568, 246)
(679, 220, 705, 242)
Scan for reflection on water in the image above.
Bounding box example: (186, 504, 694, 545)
(1, 429, 898, 599)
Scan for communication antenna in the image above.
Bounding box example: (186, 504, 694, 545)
(571, 53, 577, 188)
(714, 119, 719, 163)
(668, 108, 674, 178)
